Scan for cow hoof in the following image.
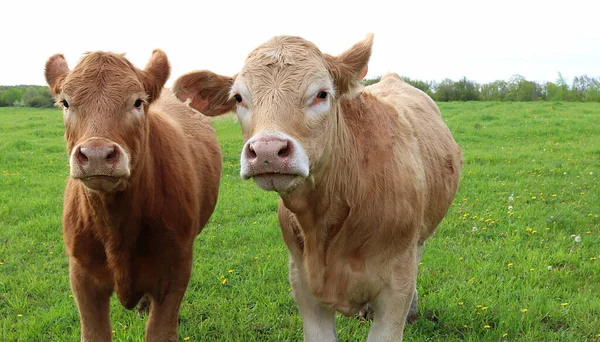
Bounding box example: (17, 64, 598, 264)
(406, 311, 419, 324)
(137, 294, 151, 316)
(358, 305, 374, 322)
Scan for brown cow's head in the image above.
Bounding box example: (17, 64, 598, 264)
(173, 35, 372, 195)
(45, 50, 170, 192)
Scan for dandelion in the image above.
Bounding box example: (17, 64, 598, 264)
(521, 308, 528, 313)
(459, 257, 464, 261)
(123, 325, 128, 329)
(529, 268, 535, 271)
(472, 226, 477, 232)
(112, 330, 115, 334)
(564, 172, 567, 175)
(503, 333, 508, 337)
(221, 278, 227, 285)
(590, 172, 594, 175)
(561, 303, 569, 307)
(509, 194, 514, 201)
(532, 196, 537, 200)
(591, 257, 597, 261)
(482, 306, 488, 311)
(484, 325, 491, 329)
(574, 235, 581, 243)
(17, 314, 23, 317)
(228, 269, 233, 274)
(458, 302, 464, 306)
(548, 266, 553, 271)
(507, 263, 513, 267)
(508, 206, 513, 211)
(184, 337, 191, 341)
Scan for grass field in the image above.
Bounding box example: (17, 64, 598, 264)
(0, 101, 599, 341)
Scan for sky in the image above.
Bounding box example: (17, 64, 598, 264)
(1, 0, 598, 87)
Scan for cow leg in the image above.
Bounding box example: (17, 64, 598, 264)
(145, 260, 192, 342)
(69, 259, 112, 342)
(366, 248, 417, 342)
(407, 242, 425, 323)
(289, 257, 337, 342)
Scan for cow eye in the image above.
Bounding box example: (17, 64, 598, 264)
(317, 91, 328, 99)
(234, 94, 243, 103)
(61, 99, 69, 108)
(134, 99, 143, 109)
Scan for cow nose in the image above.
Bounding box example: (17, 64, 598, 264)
(245, 138, 291, 165)
(76, 142, 119, 170)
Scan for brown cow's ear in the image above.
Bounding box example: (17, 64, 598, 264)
(142, 49, 170, 102)
(324, 33, 373, 97)
(172, 70, 236, 116)
(45, 54, 70, 96)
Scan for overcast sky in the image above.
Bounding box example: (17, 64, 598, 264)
(1, 0, 598, 87)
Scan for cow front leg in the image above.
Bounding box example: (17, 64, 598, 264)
(367, 249, 417, 342)
(145, 261, 192, 342)
(289, 257, 337, 342)
(69, 258, 113, 342)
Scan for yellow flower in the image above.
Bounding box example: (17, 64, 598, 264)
(507, 263, 513, 267)
(123, 325, 128, 329)
(459, 257, 463, 261)
(458, 302, 464, 306)
(184, 337, 190, 341)
(532, 196, 537, 200)
(17, 314, 23, 317)
(484, 325, 491, 329)
(561, 303, 569, 307)
(529, 268, 535, 271)
(521, 308, 528, 313)
(228, 269, 234, 274)
(221, 278, 227, 285)
(591, 257, 597, 261)
(482, 306, 488, 311)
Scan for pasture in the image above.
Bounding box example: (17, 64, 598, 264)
(0, 101, 599, 341)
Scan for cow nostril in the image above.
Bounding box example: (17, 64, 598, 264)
(248, 145, 257, 159)
(106, 147, 117, 161)
(77, 147, 88, 162)
(278, 144, 290, 158)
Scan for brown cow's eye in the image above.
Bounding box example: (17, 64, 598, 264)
(234, 94, 243, 103)
(61, 99, 69, 108)
(134, 99, 143, 108)
(317, 91, 328, 99)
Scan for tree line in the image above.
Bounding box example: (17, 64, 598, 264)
(0, 85, 54, 108)
(1, 73, 600, 108)
(364, 73, 600, 102)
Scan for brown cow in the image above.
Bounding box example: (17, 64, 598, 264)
(45, 50, 222, 342)
(173, 34, 462, 341)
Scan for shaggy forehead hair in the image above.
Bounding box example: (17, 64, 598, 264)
(63, 52, 144, 109)
(241, 36, 330, 106)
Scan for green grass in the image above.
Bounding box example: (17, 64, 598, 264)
(0, 102, 599, 341)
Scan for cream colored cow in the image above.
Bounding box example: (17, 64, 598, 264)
(174, 34, 462, 341)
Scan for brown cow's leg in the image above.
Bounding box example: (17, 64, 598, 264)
(69, 259, 112, 342)
(145, 260, 191, 342)
(289, 257, 337, 342)
(366, 247, 417, 342)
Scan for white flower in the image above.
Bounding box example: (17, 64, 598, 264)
(570, 234, 576, 238)
(508, 206, 513, 211)
(564, 172, 567, 175)
(590, 172, 594, 175)
(574, 235, 581, 243)
(472, 226, 477, 232)
(508, 195, 514, 202)
(547, 266, 553, 271)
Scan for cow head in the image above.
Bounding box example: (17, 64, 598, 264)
(45, 50, 170, 192)
(174, 35, 372, 195)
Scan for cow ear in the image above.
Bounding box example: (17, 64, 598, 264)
(142, 49, 170, 102)
(324, 33, 373, 97)
(45, 54, 70, 96)
(172, 70, 236, 116)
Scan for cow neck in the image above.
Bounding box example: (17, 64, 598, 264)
(281, 96, 360, 267)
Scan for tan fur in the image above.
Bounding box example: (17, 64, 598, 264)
(173, 34, 462, 341)
(45, 50, 222, 342)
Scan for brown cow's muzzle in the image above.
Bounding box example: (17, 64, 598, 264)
(70, 138, 130, 192)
